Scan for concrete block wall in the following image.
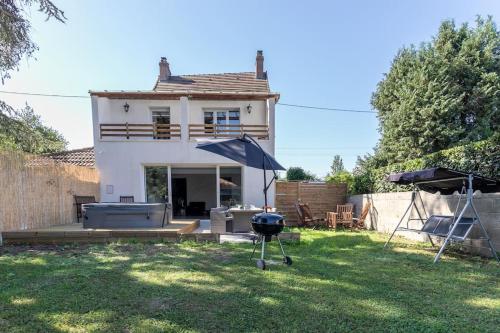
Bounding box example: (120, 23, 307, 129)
(348, 191, 500, 256)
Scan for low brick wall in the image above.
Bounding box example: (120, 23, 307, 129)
(349, 191, 500, 255)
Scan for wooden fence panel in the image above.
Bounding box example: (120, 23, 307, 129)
(0, 150, 99, 232)
(275, 181, 347, 225)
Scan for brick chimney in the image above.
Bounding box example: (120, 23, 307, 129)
(256, 50, 266, 79)
(159, 57, 171, 81)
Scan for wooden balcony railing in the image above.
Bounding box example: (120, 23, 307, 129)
(100, 123, 181, 140)
(189, 124, 269, 139)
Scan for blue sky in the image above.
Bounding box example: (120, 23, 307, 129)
(1, 0, 499, 177)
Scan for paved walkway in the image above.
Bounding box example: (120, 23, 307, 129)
(193, 220, 256, 243)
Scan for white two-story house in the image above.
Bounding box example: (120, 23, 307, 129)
(89, 51, 279, 217)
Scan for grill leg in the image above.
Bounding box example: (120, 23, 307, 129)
(250, 235, 261, 259)
(277, 236, 287, 258)
(261, 236, 266, 260)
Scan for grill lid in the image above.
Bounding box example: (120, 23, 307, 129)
(251, 213, 284, 224)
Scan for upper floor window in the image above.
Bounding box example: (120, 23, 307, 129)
(204, 109, 240, 134)
(151, 107, 170, 124)
(151, 107, 171, 139)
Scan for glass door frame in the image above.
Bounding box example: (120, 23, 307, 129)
(144, 164, 243, 212)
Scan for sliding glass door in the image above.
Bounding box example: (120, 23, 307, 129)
(145, 166, 168, 203)
(144, 166, 243, 211)
(219, 167, 242, 207)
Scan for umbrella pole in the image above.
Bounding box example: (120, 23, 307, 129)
(263, 161, 268, 212)
(243, 134, 277, 214)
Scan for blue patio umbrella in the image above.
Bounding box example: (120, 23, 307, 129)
(196, 134, 285, 211)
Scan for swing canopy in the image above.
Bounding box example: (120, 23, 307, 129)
(387, 167, 500, 194)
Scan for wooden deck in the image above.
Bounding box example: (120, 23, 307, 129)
(1, 219, 207, 245)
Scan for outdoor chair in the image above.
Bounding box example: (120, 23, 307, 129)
(353, 202, 371, 229)
(295, 202, 325, 228)
(326, 211, 337, 228)
(74, 195, 96, 223)
(119, 196, 135, 203)
(335, 204, 354, 229)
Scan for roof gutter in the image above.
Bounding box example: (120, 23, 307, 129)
(88, 90, 280, 102)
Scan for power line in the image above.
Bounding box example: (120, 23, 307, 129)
(0, 90, 378, 114)
(0, 90, 89, 98)
(277, 102, 376, 114)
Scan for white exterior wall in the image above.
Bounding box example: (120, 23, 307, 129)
(91, 96, 276, 207)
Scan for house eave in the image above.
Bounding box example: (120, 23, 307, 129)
(88, 90, 280, 102)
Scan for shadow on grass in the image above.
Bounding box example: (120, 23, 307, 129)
(0, 231, 498, 332)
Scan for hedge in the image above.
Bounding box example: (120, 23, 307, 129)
(353, 134, 500, 194)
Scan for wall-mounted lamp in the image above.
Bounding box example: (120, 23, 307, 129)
(246, 104, 252, 114)
(123, 102, 130, 113)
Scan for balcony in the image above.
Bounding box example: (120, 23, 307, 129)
(99, 123, 269, 140)
(100, 123, 181, 140)
(189, 124, 269, 139)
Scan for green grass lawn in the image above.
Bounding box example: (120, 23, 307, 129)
(0, 230, 498, 333)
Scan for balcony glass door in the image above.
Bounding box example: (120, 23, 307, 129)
(204, 109, 240, 136)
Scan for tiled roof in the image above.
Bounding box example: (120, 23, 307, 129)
(44, 147, 95, 167)
(153, 72, 270, 93)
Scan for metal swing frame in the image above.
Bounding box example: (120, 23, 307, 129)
(384, 174, 499, 263)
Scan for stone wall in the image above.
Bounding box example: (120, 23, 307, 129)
(348, 191, 500, 256)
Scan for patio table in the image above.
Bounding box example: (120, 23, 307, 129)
(227, 207, 264, 233)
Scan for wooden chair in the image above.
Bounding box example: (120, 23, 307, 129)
(326, 211, 338, 228)
(336, 204, 354, 229)
(120, 196, 134, 203)
(295, 202, 325, 228)
(74, 195, 96, 223)
(353, 202, 371, 229)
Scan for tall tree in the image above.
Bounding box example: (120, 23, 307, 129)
(0, 104, 67, 153)
(330, 155, 345, 175)
(0, 0, 67, 153)
(286, 167, 317, 181)
(0, 0, 66, 83)
(372, 17, 500, 165)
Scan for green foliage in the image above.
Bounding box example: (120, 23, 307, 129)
(0, 0, 65, 83)
(325, 170, 354, 192)
(352, 135, 499, 194)
(351, 171, 374, 195)
(0, 103, 67, 154)
(372, 17, 500, 166)
(0, 1, 66, 154)
(330, 155, 345, 175)
(286, 167, 317, 181)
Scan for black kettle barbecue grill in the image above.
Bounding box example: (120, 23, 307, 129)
(250, 212, 292, 270)
(196, 134, 292, 270)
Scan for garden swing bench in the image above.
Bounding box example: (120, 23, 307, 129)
(383, 167, 500, 263)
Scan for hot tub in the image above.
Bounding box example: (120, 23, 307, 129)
(82, 203, 169, 229)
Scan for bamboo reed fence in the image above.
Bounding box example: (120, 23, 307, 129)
(0, 150, 99, 232)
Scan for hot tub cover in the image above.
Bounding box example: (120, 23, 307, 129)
(387, 167, 500, 194)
